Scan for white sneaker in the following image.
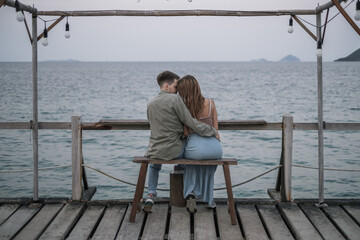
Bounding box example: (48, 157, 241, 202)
(207, 200, 216, 209)
(142, 193, 155, 213)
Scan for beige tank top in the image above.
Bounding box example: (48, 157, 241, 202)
(188, 99, 213, 134)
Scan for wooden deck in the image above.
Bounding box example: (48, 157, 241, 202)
(0, 198, 359, 240)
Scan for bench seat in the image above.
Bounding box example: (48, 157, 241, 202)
(130, 156, 238, 225)
(133, 157, 238, 165)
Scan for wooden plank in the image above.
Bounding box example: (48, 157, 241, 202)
(38, 9, 317, 17)
(257, 205, 294, 240)
(342, 204, 360, 225)
(116, 204, 144, 240)
(168, 206, 190, 240)
(0, 205, 40, 240)
(71, 115, 82, 201)
(14, 203, 64, 240)
(66, 205, 105, 240)
(0, 204, 21, 225)
(323, 205, 360, 239)
(237, 204, 269, 240)
(216, 204, 243, 240)
(38, 202, 84, 240)
(92, 205, 125, 240)
(299, 204, 344, 240)
(133, 157, 238, 166)
(142, 204, 168, 240)
(278, 202, 322, 240)
(194, 205, 217, 240)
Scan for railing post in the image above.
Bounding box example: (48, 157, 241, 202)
(72, 115, 82, 200)
(281, 114, 293, 202)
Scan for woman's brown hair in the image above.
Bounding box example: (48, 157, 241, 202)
(177, 75, 205, 120)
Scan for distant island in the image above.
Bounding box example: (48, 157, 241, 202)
(334, 48, 360, 62)
(279, 54, 301, 62)
(42, 59, 81, 62)
(251, 54, 301, 62)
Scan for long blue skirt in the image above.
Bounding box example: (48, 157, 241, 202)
(183, 134, 223, 205)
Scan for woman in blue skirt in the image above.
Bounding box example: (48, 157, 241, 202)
(177, 75, 223, 213)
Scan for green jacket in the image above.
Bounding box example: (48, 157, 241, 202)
(145, 91, 218, 160)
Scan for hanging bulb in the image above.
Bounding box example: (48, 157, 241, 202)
(65, 18, 70, 38)
(15, 0, 25, 22)
(288, 16, 293, 33)
(42, 27, 49, 46)
(316, 41, 322, 57)
(355, 0, 360, 21)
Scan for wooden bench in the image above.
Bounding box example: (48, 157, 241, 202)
(130, 157, 238, 225)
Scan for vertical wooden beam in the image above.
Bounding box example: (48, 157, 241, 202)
(170, 171, 186, 207)
(32, 12, 39, 202)
(72, 115, 83, 201)
(130, 162, 148, 223)
(281, 114, 293, 202)
(223, 163, 237, 225)
(316, 13, 326, 207)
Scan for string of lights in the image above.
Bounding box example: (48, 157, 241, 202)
(13, 0, 359, 48)
(293, 0, 357, 30)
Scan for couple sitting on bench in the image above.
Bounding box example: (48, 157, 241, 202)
(144, 71, 222, 213)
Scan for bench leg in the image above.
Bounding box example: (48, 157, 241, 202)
(129, 162, 148, 223)
(223, 163, 237, 225)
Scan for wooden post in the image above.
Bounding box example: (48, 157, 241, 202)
(170, 171, 186, 207)
(32, 12, 39, 202)
(316, 13, 326, 207)
(281, 114, 293, 202)
(71, 115, 82, 201)
(223, 163, 237, 225)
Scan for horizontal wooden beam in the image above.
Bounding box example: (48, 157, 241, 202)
(316, 0, 346, 13)
(0, 121, 359, 131)
(37, 9, 316, 17)
(4, 0, 37, 14)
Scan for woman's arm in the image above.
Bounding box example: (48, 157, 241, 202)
(183, 125, 189, 137)
(212, 100, 221, 141)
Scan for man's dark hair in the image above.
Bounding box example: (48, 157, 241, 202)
(157, 71, 180, 87)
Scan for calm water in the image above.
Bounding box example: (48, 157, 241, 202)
(0, 62, 359, 200)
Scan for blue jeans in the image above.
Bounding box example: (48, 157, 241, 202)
(182, 134, 222, 204)
(147, 145, 185, 196)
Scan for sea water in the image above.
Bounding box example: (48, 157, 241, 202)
(0, 62, 359, 200)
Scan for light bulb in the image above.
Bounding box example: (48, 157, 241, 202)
(42, 28, 48, 46)
(316, 41, 322, 57)
(15, 0, 24, 22)
(355, 0, 360, 21)
(42, 37, 48, 46)
(288, 26, 293, 33)
(65, 31, 70, 38)
(16, 11, 25, 22)
(65, 22, 70, 38)
(316, 48, 323, 57)
(288, 16, 293, 34)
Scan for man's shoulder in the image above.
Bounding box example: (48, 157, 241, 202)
(149, 92, 181, 104)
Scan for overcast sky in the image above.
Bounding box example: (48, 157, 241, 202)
(1, 0, 359, 62)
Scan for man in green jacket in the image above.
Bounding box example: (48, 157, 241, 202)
(143, 71, 218, 212)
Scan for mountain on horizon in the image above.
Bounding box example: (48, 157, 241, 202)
(334, 48, 360, 62)
(279, 54, 301, 62)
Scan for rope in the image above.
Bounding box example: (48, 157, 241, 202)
(214, 165, 282, 191)
(83, 164, 282, 191)
(0, 164, 71, 173)
(292, 164, 360, 172)
(296, 0, 355, 28)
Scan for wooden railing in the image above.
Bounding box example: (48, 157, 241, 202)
(1, 116, 360, 202)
